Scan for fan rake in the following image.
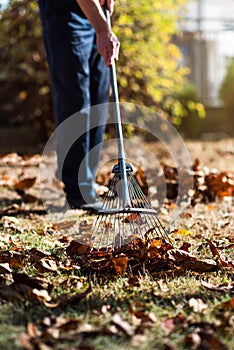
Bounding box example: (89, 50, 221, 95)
(89, 5, 172, 250)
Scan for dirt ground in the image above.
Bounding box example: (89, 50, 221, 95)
(0, 137, 233, 209)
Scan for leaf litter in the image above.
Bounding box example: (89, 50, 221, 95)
(0, 144, 233, 349)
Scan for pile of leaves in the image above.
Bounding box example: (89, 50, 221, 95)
(0, 226, 233, 302)
(143, 158, 234, 205)
(66, 236, 234, 276)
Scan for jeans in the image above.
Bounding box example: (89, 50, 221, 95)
(38, 0, 109, 204)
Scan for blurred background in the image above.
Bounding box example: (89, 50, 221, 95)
(0, 0, 233, 153)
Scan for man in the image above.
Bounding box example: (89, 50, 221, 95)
(38, 0, 120, 211)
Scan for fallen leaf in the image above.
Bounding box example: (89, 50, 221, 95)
(0, 284, 23, 302)
(185, 323, 228, 350)
(221, 298, 234, 311)
(188, 298, 208, 313)
(122, 213, 145, 225)
(125, 276, 141, 288)
(201, 280, 234, 292)
(134, 166, 148, 196)
(111, 254, 128, 275)
(30, 289, 52, 303)
(35, 258, 57, 273)
(13, 273, 46, 290)
(27, 322, 41, 338)
(0, 262, 12, 274)
(171, 229, 195, 237)
(19, 332, 34, 350)
(66, 240, 92, 257)
(168, 249, 197, 263)
(180, 242, 191, 252)
(51, 220, 76, 231)
(111, 313, 134, 337)
(207, 240, 234, 268)
(14, 177, 36, 190)
(29, 248, 51, 264)
(180, 259, 218, 273)
(58, 285, 92, 307)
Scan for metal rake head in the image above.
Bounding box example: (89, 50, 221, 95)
(90, 164, 172, 250)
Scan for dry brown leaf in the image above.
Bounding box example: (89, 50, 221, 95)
(13, 273, 47, 290)
(51, 220, 76, 231)
(0, 262, 12, 274)
(66, 240, 92, 257)
(14, 177, 36, 190)
(185, 323, 229, 350)
(9, 251, 27, 269)
(57, 318, 84, 332)
(58, 285, 92, 307)
(179, 242, 192, 252)
(0, 284, 23, 302)
(1, 215, 19, 228)
(111, 254, 128, 275)
(29, 248, 50, 264)
(19, 193, 40, 204)
(201, 280, 234, 292)
(168, 249, 197, 263)
(122, 213, 145, 225)
(14, 283, 34, 298)
(134, 166, 148, 196)
(125, 276, 141, 288)
(42, 326, 60, 340)
(132, 310, 157, 324)
(180, 259, 218, 273)
(207, 240, 234, 268)
(35, 258, 57, 273)
(221, 298, 234, 311)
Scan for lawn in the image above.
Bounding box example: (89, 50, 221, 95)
(0, 138, 233, 350)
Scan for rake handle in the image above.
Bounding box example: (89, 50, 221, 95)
(103, 4, 131, 208)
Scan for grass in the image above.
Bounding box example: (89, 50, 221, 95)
(0, 140, 233, 349)
(0, 268, 233, 349)
(0, 208, 233, 350)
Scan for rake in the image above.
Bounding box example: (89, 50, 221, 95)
(90, 5, 172, 250)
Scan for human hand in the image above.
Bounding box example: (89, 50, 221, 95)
(96, 29, 120, 66)
(99, 0, 116, 16)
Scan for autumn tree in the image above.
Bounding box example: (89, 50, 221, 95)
(113, 0, 205, 125)
(0, 0, 204, 138)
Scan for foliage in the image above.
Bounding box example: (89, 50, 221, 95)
(219, 59, 234, 117)
(113, 0, 188, 104)
(0, 0, 53, 138)
(0, 0, 205, 139)
(163, 83, 206, 126)
(113, 0, 205, 123)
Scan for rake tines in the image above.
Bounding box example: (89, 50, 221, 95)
(91, 164, 172, 250)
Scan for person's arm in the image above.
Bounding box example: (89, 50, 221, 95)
(76, 0, 119, 66)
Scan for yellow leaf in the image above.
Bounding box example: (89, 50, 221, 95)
(171, 229, 195, 237)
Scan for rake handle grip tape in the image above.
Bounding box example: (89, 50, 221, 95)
(103, 4, 131, 208)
